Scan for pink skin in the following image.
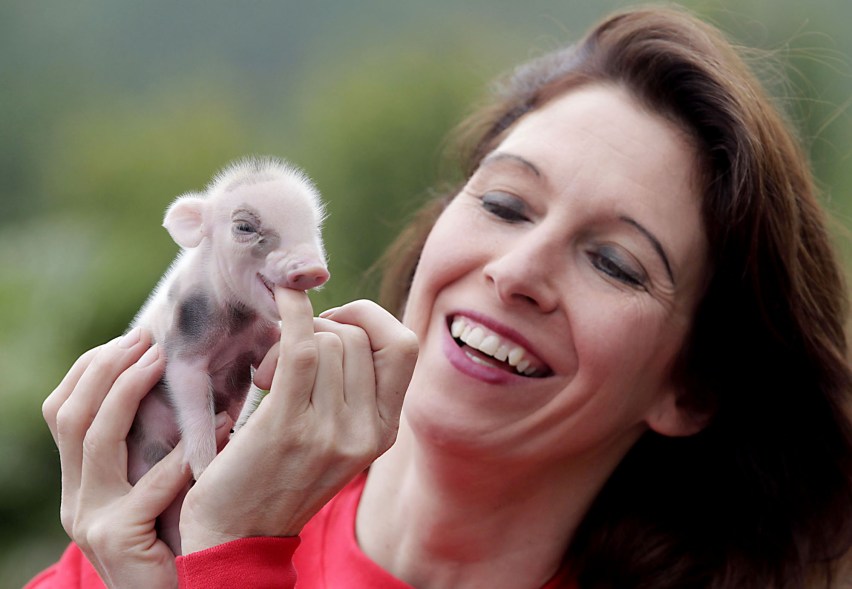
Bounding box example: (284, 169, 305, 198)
(128, 159, 328, 554)
(400, 83, 709, 469)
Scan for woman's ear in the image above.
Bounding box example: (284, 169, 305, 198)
(646, 387, 714, 438)
(163, 193, 208, 248)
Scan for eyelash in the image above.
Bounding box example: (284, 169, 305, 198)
(480, 192, 530, 223)
(479, 191, 649, 290)
(589, 248, 647, 289)
(232, 220, 260, 242)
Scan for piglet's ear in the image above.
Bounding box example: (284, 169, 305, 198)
(163, 193, 208, 248)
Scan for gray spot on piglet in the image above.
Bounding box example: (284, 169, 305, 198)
(178, 293, 210, 340)
(225, 304, 255, 336)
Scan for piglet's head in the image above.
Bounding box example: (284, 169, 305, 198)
(164, 158, 329, 321)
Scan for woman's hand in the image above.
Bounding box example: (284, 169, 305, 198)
(41, 330, 230, 589)
(179, 288, 418, 553)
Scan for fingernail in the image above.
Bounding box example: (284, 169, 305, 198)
(136, 343, 160, 367)
(215, 411, 230, 429)
(119, 327, 142, 348)
(319, 307, 339, 318)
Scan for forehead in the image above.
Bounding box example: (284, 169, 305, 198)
(499, 84, 697, 195)
(214, 177, 320, 223)
(492, 83, 708, 292)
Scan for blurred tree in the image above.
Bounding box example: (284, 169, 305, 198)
(289, 43, 487, 311)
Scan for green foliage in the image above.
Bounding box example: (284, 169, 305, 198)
(291, 44, 485, 309)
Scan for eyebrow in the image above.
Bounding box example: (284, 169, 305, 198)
(481, 152, 675, 286)
(619, 216, 675, 285)
(233, 206, 261, 223)
(480, 152, 542, 178)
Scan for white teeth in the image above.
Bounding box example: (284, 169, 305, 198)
(507, 347, 525, 367)
(495, 344, 510, 362)
(466, 327, 485, 348)
(451, 315, 544, 376)
(479, 335, 500, 356)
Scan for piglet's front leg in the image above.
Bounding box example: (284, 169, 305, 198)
(165, 357, 217, 479)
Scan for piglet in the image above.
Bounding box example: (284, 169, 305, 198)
(126, 156, 328, 553)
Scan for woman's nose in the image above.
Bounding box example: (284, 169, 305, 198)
(482, 238, 560, 313)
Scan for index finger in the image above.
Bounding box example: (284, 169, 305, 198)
(275, 286, 315, 350)
(253, 289, 319, 392)
(270, 286, 320, 412)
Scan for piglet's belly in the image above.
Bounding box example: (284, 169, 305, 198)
(127, 349, 259, 480)
(128, 385, 180, 484)
(209, 352, 256, 418)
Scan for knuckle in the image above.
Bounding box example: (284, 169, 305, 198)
(397, 329, 420, 357)
(85, 520, 113, 552)
(42, 394, 60, 426)
(315, 331, 344, 353)
(54, 404, 85, 441)
(334, 428, 381, 463)
(350, 438, 381, 465)
(60, 506, 76, 538)
(344, 327, 371, 350)
(289, 341, 320, 371)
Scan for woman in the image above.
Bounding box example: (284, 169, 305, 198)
(29, 5, 852, 588)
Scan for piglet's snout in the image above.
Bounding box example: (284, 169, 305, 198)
(267, 249, 329, 291)
(285, 262, 329, 290)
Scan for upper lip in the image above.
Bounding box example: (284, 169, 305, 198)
(448, 309, 553, 376)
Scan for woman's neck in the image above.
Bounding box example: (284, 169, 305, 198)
(356, 420, 622, 589)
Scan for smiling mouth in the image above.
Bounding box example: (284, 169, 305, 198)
(258, 274, 275, 299)
(448, 315, 552, 378)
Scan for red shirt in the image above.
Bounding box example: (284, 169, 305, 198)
(26, 474, 576, 588)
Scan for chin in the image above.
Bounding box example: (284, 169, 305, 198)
(401, 365, 506, 458)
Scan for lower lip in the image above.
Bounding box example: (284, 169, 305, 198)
(441, 324, 525, 385)
(258, 275, 274, 298)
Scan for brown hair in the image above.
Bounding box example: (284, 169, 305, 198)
(378, 5, 852, 588)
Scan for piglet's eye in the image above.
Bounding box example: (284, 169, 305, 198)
(232, 221, 258, 240)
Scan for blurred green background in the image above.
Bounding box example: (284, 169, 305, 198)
(2, 0, 850, 586)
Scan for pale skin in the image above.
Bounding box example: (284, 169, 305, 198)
(44, 83, 709, 588)
(43, 288, 418, 588)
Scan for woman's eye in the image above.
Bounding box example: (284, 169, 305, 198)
(590, 247, 647, 289)
(481, 191, 529, 223)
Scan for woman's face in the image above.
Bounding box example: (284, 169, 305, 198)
(402, 84, 709, 468)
